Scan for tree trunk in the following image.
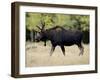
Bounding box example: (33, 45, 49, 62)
(30, 31, 33, 42)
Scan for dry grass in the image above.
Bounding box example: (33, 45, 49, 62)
(25, 42, 89, 67)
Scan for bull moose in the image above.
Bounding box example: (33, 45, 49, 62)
(35, 22, 84, 56)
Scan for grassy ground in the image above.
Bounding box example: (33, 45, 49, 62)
(25, 41, 89, 67)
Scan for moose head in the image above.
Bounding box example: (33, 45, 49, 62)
(35, 21, 47, 46)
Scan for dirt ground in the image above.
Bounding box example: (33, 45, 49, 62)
(25, 42, 89, 67)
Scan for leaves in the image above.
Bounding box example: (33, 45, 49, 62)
(26, 12, 89, 31)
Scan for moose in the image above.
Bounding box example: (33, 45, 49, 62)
(35, 22, 84, 56)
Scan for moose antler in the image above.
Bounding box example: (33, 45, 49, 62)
(36, 25, 42, 30)
(36, 20, 45, 31)
(41, 21, 45, 30)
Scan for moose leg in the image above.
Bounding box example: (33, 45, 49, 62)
(50, 46, 55, 56)
(60, 46, 65, 56)
(77, 43, 84, 56)
(44, 40, 46, 46)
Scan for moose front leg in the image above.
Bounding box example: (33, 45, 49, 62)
(60, 46, 65, 56)
(44, 40, 46, 46)
(50, 46, 55, 56)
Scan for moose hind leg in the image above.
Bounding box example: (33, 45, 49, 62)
(60, 46, 65, 56)
(78, 43, 84, 56)
(50, 46, 55, 56)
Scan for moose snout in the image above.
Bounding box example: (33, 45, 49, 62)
(35, 36, 41, 42)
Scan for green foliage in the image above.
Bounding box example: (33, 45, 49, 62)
(26, 12, 89, 31)
(26, 13, 41, 31)
(69, 15, 89, 31)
